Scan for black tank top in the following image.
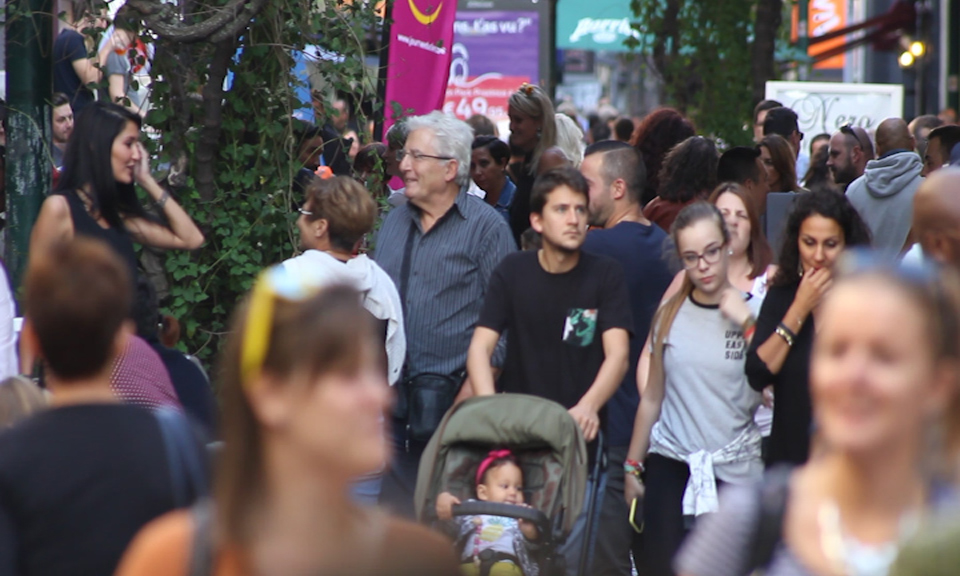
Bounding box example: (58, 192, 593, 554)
(58, 191, 140, 281)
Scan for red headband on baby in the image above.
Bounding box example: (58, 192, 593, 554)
(476, 449, 513, 485)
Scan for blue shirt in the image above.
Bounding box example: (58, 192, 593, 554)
(53, 30, 94, 114)
(493, 177, 517, 222)
(581, 221, 674, 446)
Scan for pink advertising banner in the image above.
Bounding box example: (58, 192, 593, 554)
(384, 0, 457, 132)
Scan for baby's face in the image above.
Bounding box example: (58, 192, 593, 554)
(477, 462, 524, 505)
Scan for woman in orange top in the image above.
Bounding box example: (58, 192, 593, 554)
(116, 272, 458, 576)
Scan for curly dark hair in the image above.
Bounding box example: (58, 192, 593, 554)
(656, 136, 718, 203)
(772, 190, 872, 287)
(629, 108, 695, 205)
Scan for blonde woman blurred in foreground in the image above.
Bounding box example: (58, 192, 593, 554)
(677, 253, 960, 576)
(117, 273, 458, 576)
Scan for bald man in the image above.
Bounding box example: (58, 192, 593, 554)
(846, 118, 923, 256)
(912, 168, 960, 267)
(826, 124, 874, 189)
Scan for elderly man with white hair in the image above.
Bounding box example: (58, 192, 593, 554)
(374, 111, 516, 518)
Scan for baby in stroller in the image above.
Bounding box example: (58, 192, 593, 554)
(436, 449, 541, 576)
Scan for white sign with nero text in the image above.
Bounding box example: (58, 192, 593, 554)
(764, 81, 904, 135)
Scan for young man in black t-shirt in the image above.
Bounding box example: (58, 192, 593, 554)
(468, 166, 632, 432)
(468, 166, 632, 574)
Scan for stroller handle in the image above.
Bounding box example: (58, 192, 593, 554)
(452, 501, 551, 533)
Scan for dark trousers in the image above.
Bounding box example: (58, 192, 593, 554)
(378, 417, 428, 520)
(591, 445, 643, 576)
(642, 454, 691, 576)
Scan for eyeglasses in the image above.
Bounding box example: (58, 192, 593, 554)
(241, 265, 323, 389)
(840, 124, 867, 151)
(681, 244, 725, 269)
(396, 149, 454, 163)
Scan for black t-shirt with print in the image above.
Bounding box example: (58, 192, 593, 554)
(478, 250, 634, 411)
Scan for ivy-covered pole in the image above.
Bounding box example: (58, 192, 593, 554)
(374, 0, 392, 142)
(5, 0, 53, 290)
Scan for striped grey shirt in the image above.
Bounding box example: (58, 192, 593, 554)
(676, 482, 814, 576)
(373, 190, 515, 376)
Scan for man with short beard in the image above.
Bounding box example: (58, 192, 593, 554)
(826, 124, 873, 190)
(579, 140, 674, 575)
(469, 166, 632, 576)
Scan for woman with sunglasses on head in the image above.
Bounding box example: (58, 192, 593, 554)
(116, 276, 459, 576)
(677, 255, 960, 576)
(746, 190, 871, 467)
(505, 83, 567, 244)
(624, 202, 764, 576)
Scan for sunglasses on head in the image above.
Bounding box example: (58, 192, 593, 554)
(518, 83, 537, 97)
(840, 124, 867, 151)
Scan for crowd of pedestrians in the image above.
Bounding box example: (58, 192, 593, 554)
(4, 14, 960, 572)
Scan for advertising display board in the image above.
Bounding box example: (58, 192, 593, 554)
(765, 81, 904, 134)
(443, 11, 540, 123)
(443, 0, 552, 128)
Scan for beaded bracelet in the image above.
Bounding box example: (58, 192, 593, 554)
(775, 324, 795, 347)
(624, 459, 644, 478)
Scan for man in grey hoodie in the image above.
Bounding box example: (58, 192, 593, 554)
(846, 118, 923, 256)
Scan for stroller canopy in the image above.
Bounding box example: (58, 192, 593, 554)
(414, 394, 588, 534)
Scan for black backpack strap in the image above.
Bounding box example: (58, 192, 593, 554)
(747, 464, 794, 572)
(188, 498, 215, 576)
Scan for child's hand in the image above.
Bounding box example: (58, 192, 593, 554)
(518, 504, 540, 541)
(436, 491, 460, 521)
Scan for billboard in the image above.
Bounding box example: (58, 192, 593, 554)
(442, 11, 540, 124)
(765, 81, 904, 134)
(555, 0, 641, 52)
(384, 0, 458, 131)
(792, 0, 847, 70)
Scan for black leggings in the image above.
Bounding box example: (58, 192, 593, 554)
(641, 454, 692, 576)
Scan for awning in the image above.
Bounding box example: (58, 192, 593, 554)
(556, 0, 641, 52)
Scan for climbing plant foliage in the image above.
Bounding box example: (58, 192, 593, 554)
(628, 0, 758, 146)
(142, 0, 382, 362)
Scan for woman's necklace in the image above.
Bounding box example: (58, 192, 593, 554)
(817, 499, 920, 576)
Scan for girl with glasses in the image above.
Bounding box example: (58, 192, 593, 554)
(624, 202, 764, 576)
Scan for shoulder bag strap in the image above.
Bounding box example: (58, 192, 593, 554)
(747, 465, 794, 573)
(398, 219, 418, 319)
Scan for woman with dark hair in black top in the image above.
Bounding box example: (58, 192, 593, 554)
(746, 190, 872, 465)
(29, 102, 203, 281)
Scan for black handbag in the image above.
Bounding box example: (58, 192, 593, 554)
(394, 371, 464, 442)
(393, 219, 465, 442)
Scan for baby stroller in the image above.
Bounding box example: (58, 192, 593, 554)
(414, 394, 603, 576)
